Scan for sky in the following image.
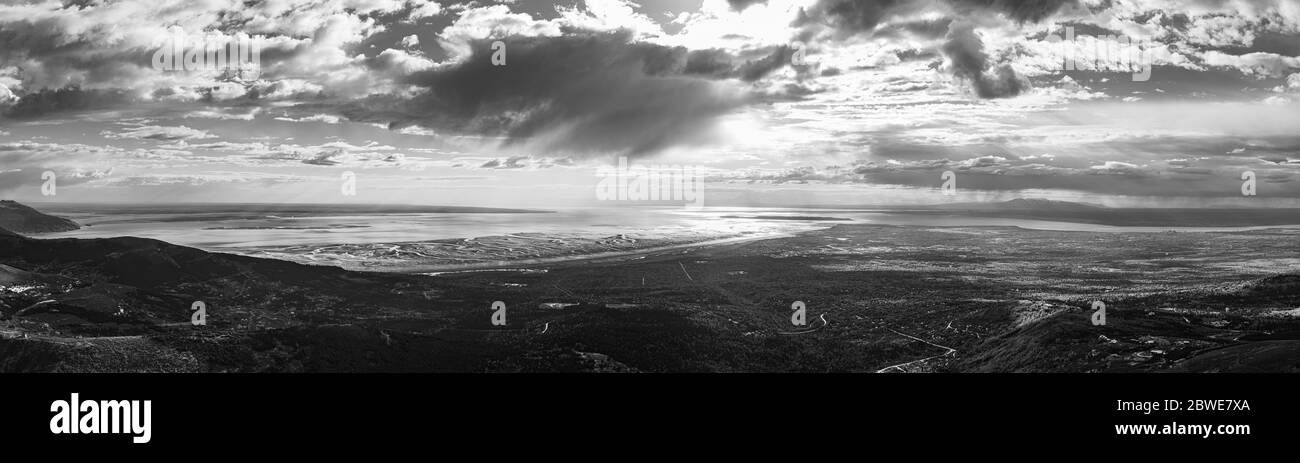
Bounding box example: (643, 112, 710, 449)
(1, 0, 1299, 208)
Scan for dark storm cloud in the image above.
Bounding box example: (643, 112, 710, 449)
(876, 18, 954, 39)
(946, 0, 1077, 23)
(941, 22, 1028, 98)
(727, 0, 769, 11)
(0, 16, 157, 100)
(1219, 31, 1300, 57)
(2, 87, 133, 118)
(353, 31, 781, 157)
(796, 0, 1074, 37)
(669, 46, 793, 82)
(734, 46, 797, 82)
(795, 0, 908, 36)
(0, 14, 123, 63)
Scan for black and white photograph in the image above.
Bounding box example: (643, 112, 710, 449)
(1, 0, 1297, 448)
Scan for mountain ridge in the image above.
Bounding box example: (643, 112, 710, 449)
(0, 200, 80, 234)
(934, 198, 1108, 211)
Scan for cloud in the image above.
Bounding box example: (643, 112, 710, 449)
(0, 0, 432, 112)
(408, 0, 443, 20)
(183, 107, 263, 121)
(730, 152, 1300, 199)
(795, 0, 912, 37)
(0, 84, 15, 105)
(680, 45, 796, 82)
(435, 4, 565, 60)
(796, 0, 1074, 39)
(479, 156, 529, 169)
(1201, 51, 1300, 78)
(370, 47, 437, 75)
(240, 141, 413, 168)
(366, 31, 768, 157)
(946, 0, 1077, 23)
(941, 22, 1029, 98)
(726, 0, 769, 12)
(0, 141, 121, 194)
(273, 114, 343, 124)
(100, 172, 308, 187)
(1089, 160, 1146, 175)
(102, 125, 216, 141)
(2, 87, 133, 118)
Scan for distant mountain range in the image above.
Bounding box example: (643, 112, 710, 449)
(935, 198, 1107, 211)
(920, 198, 1300, 227)
(0, 200, 80, 234)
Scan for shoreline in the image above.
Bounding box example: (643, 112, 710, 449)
(18, 214, 1300, 281)
(411, 231, 802, 275)
(239, 221, 1300, 274)
(41, 220, 1300, 275)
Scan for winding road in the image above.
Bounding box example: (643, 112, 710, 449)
(875, 327, 958, 373)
